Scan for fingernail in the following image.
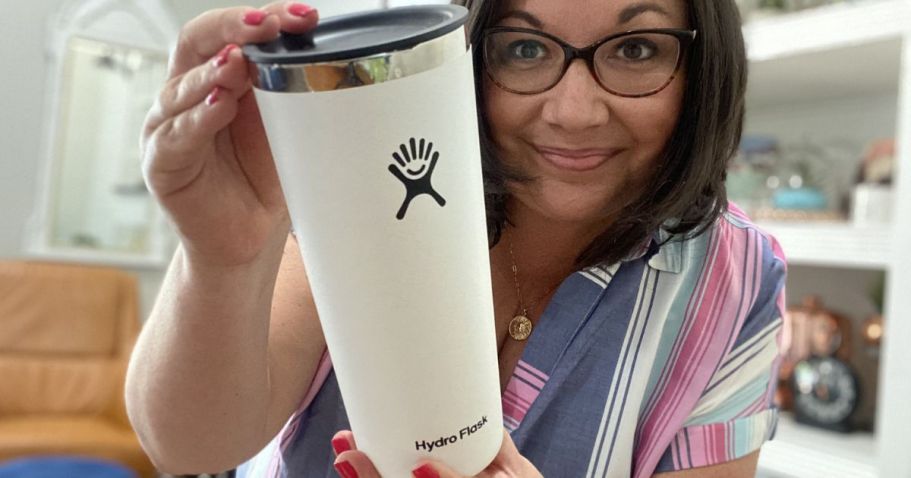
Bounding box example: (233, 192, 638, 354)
(205, 86, 222, 106)
(334, 460, 358, 478)
(288, 3, 316, 17)
(412, 463, 439, 478)
(243, 10, 268, 25)
(212, 44, 237, 68)
(331, 437, 351, 455)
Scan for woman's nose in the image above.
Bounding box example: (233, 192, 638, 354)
(541, 60, 611, 131)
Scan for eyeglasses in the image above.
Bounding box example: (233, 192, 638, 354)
(481, 27, 697, 97)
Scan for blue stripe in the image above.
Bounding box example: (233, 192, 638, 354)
(589, 267, 651, 476)
(604, 268, 660, 474)
(683, 427, 693, 469)
(704, 342, 770, 395)
(718, 320, 781, 371)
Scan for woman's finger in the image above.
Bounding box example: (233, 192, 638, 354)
(262, 1, 320, 33)
(142, 85, 239, 197)
(168, 2, 319, 78)
(331, 429, 358, 456)
(168, 6, 280, 77)
(334, 450, 381, 478)
(146, 43, 248, 133)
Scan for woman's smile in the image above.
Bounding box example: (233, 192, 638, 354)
(533, 144, 624, 172)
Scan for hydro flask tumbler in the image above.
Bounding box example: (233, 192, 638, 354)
(244, 6, 502, 476)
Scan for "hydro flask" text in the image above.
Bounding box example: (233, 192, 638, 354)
(415, 415, 489, 452)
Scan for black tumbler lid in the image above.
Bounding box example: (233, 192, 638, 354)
(243, 5, 468, 65)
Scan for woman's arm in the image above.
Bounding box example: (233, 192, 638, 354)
(653, 451, 759, 478)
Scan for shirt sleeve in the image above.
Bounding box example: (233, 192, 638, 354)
(653, 232, 787, 473)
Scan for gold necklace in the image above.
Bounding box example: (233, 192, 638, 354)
(507, 237, 560, 341)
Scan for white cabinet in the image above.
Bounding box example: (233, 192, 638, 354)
(743, 1, 911, 476)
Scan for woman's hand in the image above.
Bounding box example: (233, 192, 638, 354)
(141, 2, 319, 269)
(329, 428, 543, 478)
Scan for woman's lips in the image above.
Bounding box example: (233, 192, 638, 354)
(535, 146, 621, 172)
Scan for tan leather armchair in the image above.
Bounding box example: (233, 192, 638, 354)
(0, 261, 155, 477)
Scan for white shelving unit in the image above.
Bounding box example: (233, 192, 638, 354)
(743, 1, 911, 477)
(761, 414, 877, 478)
(756, 221, 892, 269)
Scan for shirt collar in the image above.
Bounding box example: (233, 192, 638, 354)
(646, 229, 685, 274)
(620, 227, 685, 274)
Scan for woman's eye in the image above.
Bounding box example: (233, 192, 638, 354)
(615, 38, 657, 61)
(506, 40, 548, 60)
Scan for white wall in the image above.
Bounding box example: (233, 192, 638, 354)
(0, 0, 436, 318)
(2, 0, 451, 318)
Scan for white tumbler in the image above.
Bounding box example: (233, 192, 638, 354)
(243, 6, 502, 477)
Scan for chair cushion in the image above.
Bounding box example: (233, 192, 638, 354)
(0, 456, 135, 478)
(0, 357, 121, 415)
(0, 416, 153, 477)
(0, 262, 128, 356)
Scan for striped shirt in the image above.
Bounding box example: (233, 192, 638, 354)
(240, 202, 787, 477)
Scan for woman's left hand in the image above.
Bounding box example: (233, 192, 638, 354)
(330, 428, 543, 478)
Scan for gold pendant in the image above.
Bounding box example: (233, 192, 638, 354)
(509, 315, 533, 341)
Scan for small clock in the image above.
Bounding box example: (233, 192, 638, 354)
(792, 356, 859, 432)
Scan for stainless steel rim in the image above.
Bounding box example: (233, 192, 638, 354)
(250, 28, 467, 93)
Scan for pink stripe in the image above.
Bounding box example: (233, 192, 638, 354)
(502, 389, 533, 409)
(502, 398, 529, 423)
(517, 360, 549, 381)
(505, 375, 542, 405)
(671, 423, 738, 470)
(634, 223, 760, 477)
(726, 201, 748, 219)
(513, 366, 546, 389)
(502, 393, 527, 412)
(716, 425, 727, 463)
(639, 227, 724, 422)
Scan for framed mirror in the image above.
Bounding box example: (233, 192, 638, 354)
(26, 0, 179, 268)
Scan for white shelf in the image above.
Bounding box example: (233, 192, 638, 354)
(743, 0, 908, 107)
(743, 0, 911, 62)
(742, 1, 911, 476)
(757, 221, 891, 269)
(758, 414, 877, 478)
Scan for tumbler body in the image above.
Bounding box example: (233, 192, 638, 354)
(246, 7, 502, 476)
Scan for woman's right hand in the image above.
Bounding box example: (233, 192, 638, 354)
(141, 2, 319, 268)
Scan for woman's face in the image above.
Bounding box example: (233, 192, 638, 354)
(483, 0, 689, 225)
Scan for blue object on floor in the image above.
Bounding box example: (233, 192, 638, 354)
(0, 456, 136, 478)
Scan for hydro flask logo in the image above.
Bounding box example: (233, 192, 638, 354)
(388, 137, 446, 220)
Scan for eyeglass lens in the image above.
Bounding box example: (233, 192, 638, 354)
(484, 30, 684, 96)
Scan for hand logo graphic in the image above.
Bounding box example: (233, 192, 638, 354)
(389, 137, 446, 220)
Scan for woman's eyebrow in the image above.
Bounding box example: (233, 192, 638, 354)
(498, 4, 672, 30)
(618, 2, 672, 25)
(497, 10, 545, 29)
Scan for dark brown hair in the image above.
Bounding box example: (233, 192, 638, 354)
(454, 0, 748, 268)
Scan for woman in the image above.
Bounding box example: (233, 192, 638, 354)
(126, 0, 787, 477)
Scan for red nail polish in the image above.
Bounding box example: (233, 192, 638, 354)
(212, 44, 236, 68)
(288, 3, 315, 17)
(205, 86, 222, 106)
(412, 463, 439, 478)
(331, 436, 351, 455)
(243, 10, 268, 25)
(334, 460, 358, 478)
